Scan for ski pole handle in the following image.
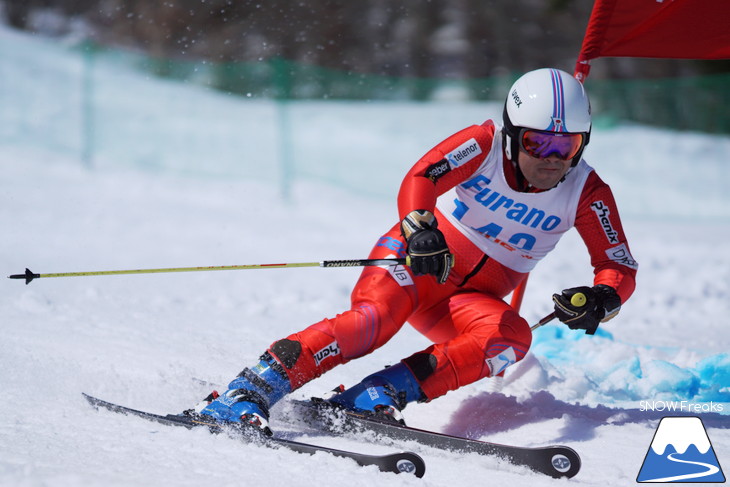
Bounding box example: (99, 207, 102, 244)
(321, 258, 409, 268)
(569, 292, 587, 307)
(8, 257, 411, 285)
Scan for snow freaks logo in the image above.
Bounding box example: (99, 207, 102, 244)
(637, 416, 726, 483)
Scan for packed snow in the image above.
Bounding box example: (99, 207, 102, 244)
(1, 26, 728, 486)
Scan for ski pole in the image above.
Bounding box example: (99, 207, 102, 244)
(530, 312, 556, 331)
(8, 257, 410, 285)
(530, 291, 586, 331)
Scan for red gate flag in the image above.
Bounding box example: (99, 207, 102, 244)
(575, 0, 730, 80)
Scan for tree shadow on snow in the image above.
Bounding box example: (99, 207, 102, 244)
(444, 390, 729, 443)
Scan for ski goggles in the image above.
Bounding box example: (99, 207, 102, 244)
(520, 129, 586, 160)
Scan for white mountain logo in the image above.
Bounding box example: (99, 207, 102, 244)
(637, 416, 725, 483)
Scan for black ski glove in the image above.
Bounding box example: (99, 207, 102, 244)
(552, 284, 621, 335)
(401, 210, 453, 284)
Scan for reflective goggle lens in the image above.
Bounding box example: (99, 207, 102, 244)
(521, 130, 584, 160)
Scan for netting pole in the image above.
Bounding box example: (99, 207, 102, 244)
(81, 40, 95, 169)
(272, 57, 294, 201)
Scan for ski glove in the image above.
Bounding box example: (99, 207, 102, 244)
(401, 210, 453, 284)
(552, 284, 621, 335)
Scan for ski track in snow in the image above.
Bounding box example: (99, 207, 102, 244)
(2, 26, 730, 487)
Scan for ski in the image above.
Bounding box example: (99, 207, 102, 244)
(288, 398, 580, 479)
(82, 393, 425, 478)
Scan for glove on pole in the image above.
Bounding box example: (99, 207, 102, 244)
(552, 284, 621, 334)
(400, 210, 454, 284)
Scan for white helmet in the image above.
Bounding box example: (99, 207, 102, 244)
(503, 68, 591, 166)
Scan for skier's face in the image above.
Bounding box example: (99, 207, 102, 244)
(517, 150, 572, 189)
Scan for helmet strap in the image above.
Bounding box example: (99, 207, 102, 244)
(514, 159, 528, 191)
(501, 103, 521, 165)
(503, 133, 513, 160)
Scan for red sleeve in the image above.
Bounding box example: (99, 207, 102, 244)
(397, 121, 497, 220)
(574, 171, 638, 303)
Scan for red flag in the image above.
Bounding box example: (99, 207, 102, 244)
(575, 0, 730, 80)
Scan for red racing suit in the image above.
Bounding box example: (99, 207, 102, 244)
(267, 120, 638, 401)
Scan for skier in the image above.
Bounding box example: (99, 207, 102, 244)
(191, 68, 638, 434)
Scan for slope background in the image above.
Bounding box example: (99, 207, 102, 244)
(1, 27, 729, 487)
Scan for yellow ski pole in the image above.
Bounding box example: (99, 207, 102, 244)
(8, 257, 410, 285)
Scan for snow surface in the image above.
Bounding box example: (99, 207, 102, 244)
(1, 27, 729, 487)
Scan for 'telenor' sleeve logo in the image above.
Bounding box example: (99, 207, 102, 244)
(445, 138, 482, 168)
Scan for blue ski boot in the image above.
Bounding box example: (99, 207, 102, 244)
(326, 362, 426, 425)
(193, 353, 291, 436)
